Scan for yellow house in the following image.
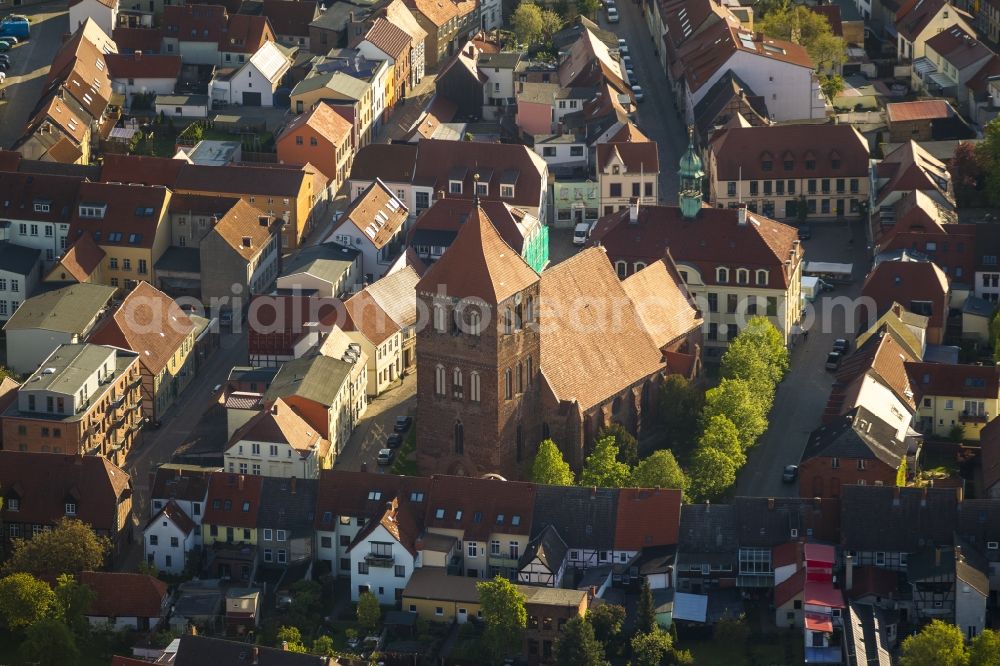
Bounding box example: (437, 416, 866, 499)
(290, 69, 376, 148)
(907, 361, 1000, 441)
(402, 567, 482, 623)
(596, 129, 659, 216)
(201, 473, 264, 547)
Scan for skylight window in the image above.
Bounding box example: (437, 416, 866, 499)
(368, 491, 381, 500)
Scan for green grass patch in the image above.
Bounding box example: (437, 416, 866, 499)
(391, 426, 418, 475)
(684, 637, 801, 665)
(0, 629, 114, 666)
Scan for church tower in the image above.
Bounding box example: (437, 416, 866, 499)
(414, 189, 542, 479)
(679, 128, 705, 219)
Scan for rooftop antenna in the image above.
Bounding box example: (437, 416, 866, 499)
(473, 172, 481, 207)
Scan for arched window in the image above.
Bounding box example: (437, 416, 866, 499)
(756, 269, 769, 286)
(542, 422, 550, 440)
(526, 356, 533, 388)
(716, 267, 729, 283)
(452, 368, 463, 398)
(454, 421, 464, 454)
(515, 302, 523, 330)
(504, 369, 513, 399)
(516, 362, 523, 393)
(615, 261, 627, 279)
(612, 396, 621, 414)
(435, 364, 446, 396)
(470, 371, 481, 402)
(526, 296, 534, 324)
(469, 310, 481, 336)
(433, 304, 446, 332)
(736, 268, 749, 284)
(504, 308, 513, 334)
(634, 261, 647, 272)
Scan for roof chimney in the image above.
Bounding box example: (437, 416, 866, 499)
(135, 50, 143, 60)
(737, 203, 748, 226)
(590, 486, 597, 499)
(767, 497, 775, 510)
(628, 198, 639, 225)
(281, 641, 289, 651)
(956, 486, 963, 502)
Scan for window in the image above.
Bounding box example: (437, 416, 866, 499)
(470, 372, 481, 402)
(749, 181, 758, 196)
(264, 529, 273, 541)
(505, 369, 513, 399)
(609, 183, 622, 197)
(171, 536, 179, 547)
(454, 421, 464, 454)
(850, 178, 859, 194)
(149, 534, 159, 546)
(295, 136, 303, 145)
(468, 542, 478, 557)
(716, 267, 729, 283)
(394, 565, 405, 577)
(727, 182, 737, 197)
(452, 368, 463, 398)
(875, 552, 885, 566)
(756, 270, 768, 286)
(727, 294, 738, 314)
(766, 297, 777, 317)
(358, 562, 369, 574)
(831, 457, 840, 469)
(63, 502, 75, 516)
(491, 540, 501, 555)
(570, 146, 584, 157)
(857, 460, 866, 470)
(542, 147, 556, 157)
(822, 179, 830, 193)
(707, 293, 718, 312)
(736, 268, 749, 284)
(277, 550, 287, 564)
(435, 364, 446, 396)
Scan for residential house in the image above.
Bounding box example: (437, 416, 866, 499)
(531, 485, 618, 570)
(162, 6, 275, 67)
(874, 189, 970, 282)
(81, 572, 168, 631)
(257, 476, 318, 568)
(197, 199, 281, 307)
(247, 295, 340, 367)
(316, 327, 369, 429)
(325, 179, 408, 284)
(264, 353, 360, 456)
(290, 53, 382, 148)
(885, 99, 970, 142)
(349, 497, 420, 603)
(895, 0, 974, 62)
(347, 0, 426, 86)
(1, 344, 143, 464)
(596, 131, 659, 215)
(209, 41, 291, 107)
(521, 586, 589, 663)
(963, 295, 994, 341)
(69, 0, 118, 37)
(88, 282, 201, 421)
(707, 123, 871, 221)
(408, 198, 548, 272)
(201, 472, 264, 582)
(113, 26, 164, 55)
(0, 451, 134, 561)
(0, 170, 84, 267)
(106, 52, 182, 104)
(975, 224, 1000, 303)
(3, 283, 115, 375)
(224, 398, 333, 478)
(435, 45, 485, 119)
(275, 241, 361, 298)
(260, 0, 316, 50)
(518, 525, 569, 587)
(0, 243, 41, 321)
(907, 361, 1000, 440)
(363, 264, 422, 373)
(345, 142, 418, 212)
(406, 0, 478, 68)
(550, 179, 600, 230)
(357, 18, 413, 118)
(171, 634, 336, 666)
(907, 543, 988, 639)
(144, 499, 198, 574)
(277, 102, 354, 197)
(225, 587, 261, 634)
(307, 2, 354, 54)
(402, 567, 481, 622)
(675, 502, 739, 593)
(861, 258, 949, 344)
(613, 488, 683, 585)
(913, 25, 995, 109)
(337, 290, 404, 396)
(149, 465, 212, 536)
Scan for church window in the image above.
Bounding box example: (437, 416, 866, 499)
(433, 304, 446, 332)
(504, 369, 513, 400)
(454, 421, 464, 454)
(435, 364, 446, 396)
(453, 368, 464, 398)
(470, 372, 481, 402)
(504, 308, 513, 334)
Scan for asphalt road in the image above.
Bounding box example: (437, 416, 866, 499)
(597, 0, 687, 203)
(0, 5, 67, 149)
(334, 373, 416, 473)
(735, 220, 873, 498)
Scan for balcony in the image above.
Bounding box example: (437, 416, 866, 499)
(960, 411, 988, 424)
(488, 555, 519, 569)
(364, 552, 395, 567)
(447, 554, 463, 576)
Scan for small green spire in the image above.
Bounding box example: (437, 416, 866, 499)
(679, 126, 704, 219)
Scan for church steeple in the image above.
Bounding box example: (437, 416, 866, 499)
(678, 126, 704, 219)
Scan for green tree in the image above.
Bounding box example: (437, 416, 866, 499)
(2, 518, 110, 578)
(630, 450, 688, 494)
(0, 573, 57, 631)
(532, 439, 575, 485)
(540, 8, 563, 41)
(287, 579, 322, 634)
(356, 590, 381, 632)
(312, 635, 336, 657)
(20, 618, 79, 666)
(276, 626, 308, 653)
(698, 414, 745, 464)
(580, 436, 632, 488)
(657, 374, 703, 454)
(586, 603, 625, 647)
(702, 379, 769, 450)
(554, 615, 606, 666)
(598, 423, 639, 466)
(636, 578, 656, 634)
(511, 1, 544, 44)
(477, 576, 528, 664)
(991, 308, 1000, 362)
(54, 573, 95, 637)
(820, 74, 846, 100)
(713, 615, 750, 644)
(630, 630, 674, 666)
(969, 628, 1000, 666)
(576, 0, 600, 17)
(900, 620, 968, 666)
(721, 316, 789, 391)
(758, 5, 846, 72)
(689, 445, 739, 500)
(811, 33, 848, 71)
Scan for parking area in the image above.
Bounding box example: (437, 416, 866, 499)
(334, 373, 416, 473)
(0, 5, 68, 149)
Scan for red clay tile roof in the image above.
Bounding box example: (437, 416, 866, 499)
(830, 327, 919, 417)
(416, 202, 539, 305)
(406, 0, 460, 26)
(424, 475, 536, 541)
(0, 452, 131, 533)
(0, 171, 84, 225)
(337, 179, 409, 250)
(221, 14, 274, 53)
(101, 154, 185, 186)
(708, 124, 870, 181)
(261, 0, 317, 37)
(364, 17, 411, 59)
(314, 470, 430, 529)
(925, 24, 993, 70)
(597, 141, 659, 176)
(68, 181, 170, 250)
(875, 141, 953, 206)
(407, 198, 534, 254)
(589, 205, 802, 289)
(886, 99, 952, 123)
(229, 397, 330, 456)
(905, 361, 1000, 399)
(210, 199, 277, 260)
(81, 572, 168, 618)
(620, 255, 702, 351)
(774, 568, 805, 608)
(350, 496, 421, 555)
(895, 0, 964, 41)
(164, 4, 228, 44)
(773, 541, 804, 568)
(861, 260, 949, 332)
(144, 499, 197, 535)
(53, 232, 106, 282)
(151, 466, 213, 502)
(613, 488, 682, 549)
(343, 290, 400, 346)
(88, 282, 196, 376)
(112, 26, 164, 53)
(202, 471, 264, 529)
(277, 102, 353, 151)
(45, 138, 85, 164)
(847, 565, 900, 600)
(105, 53, 182, 80)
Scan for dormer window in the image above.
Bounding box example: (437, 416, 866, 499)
(65, 502, 77, 516)
(501, 184, 514, 198)
(756, 269, 769, 286)
(736, 268, 749, 284)
(79, 204, 106, 219)
(33, 201, 51, 213)
(475, 181, 488, 196)
(612, 165, 621, 175)
(449, 180, 463, 194)
(716, 267, 729, 283)
(7, 498, 19, 512)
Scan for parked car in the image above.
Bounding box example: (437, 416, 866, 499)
(0, 54, 10, 63)
(622, 55, 632, 69)
(394, 415, 413, 433)
(825, 351, 842, 371)
(618, 39, 629, 55)
(782, 465, 798, 483)
(631, 85, 644, 102)
(386, 433, 403, 449)
(573, 221, 593, 245)
(607, 7, 619, 22)
(0, 36, 18, 46)
(832, 338, 850, 354)
(626, 68, 635, 82)
(797, 224, 812, 240)
(377, 448, 394, 466)
(0, 41, 12, 52)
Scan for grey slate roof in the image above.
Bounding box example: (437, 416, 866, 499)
(154, 246, 201, 274)
(841, 485, 959, 553)
(279, 241, 358, 287)
(0, 241, 40, 276)
(801, 407, 908, 468)
(4, 282, 115, 333)
(678, 503, 738, 554)
(531, 485, 618, 551)
(264, 353, 352, 408)
(955, 498, 1000, 561)
(175, 635, 329, 666)
(258, 477, 318, 539)
(519, 523, 568, 572)
(845, 603, 892, 666)
(732, 497, 838, 547)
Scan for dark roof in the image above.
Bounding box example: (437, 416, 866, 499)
(841, 485, 958, 552)
(155, 246, 201, 274)
(861, 259, 949, 332)
(81, 572, 168, 619)
(518, 523, 567, 571)
(314, 470, 430, 528)
(425, 475, 535, 541)
(531, 485, 618, 551)
(802, 407, 908, 468)
(693, 70, 769, 138)
(614, 488, 682, 549)
(202, 472, 264, 529)
(151, 466, 213, 503)
(260, 0, 317, 36)
(349, 143, 418, 184)
(257, 477, 318, 538)
(732, 497, 840, 547)
(678, 503, 738, 554)
(0, 171, 83, 226)
(174, 635, 330, 666)
(144, 499, 197, 535)
(905, 361, 1000, 399)
(0, 242, 41, 276)
(955, 498, 1000, 560)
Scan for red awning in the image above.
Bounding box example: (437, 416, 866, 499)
(805, 613, 833, 633)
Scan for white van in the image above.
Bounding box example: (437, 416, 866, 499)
(573, 222, 592, 245)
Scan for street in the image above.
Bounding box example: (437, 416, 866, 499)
(333, 373, 416, 472)
(0, 4, 67, 149)
(735, 220, 872, 498)
(598, 0, 687, 203)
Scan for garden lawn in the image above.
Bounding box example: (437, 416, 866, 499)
(684, 637, 803, 665)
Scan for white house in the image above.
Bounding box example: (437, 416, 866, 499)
(155, 94, 210, 118)
(224, 398, 333, 479)
(69, 0, 118, 40)
(208, 41, 291, 107)
(0, 243, 41, 323)
(348, 498, 417, 603)
(324, 178, 409, 284)
(81, 572, 169, 632)
(149, 465, 213, 547)
(0, 171, 82, 266)
(106, 53, 182, 99)
(144, 500, 198, 574)
(517, 525, 568, 588)
(896, 0, 974, 62)
(339, 290, 403, 397)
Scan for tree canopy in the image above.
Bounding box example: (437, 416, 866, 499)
(532, 439, 575, 485)
(900, 620, 968, 666)
(702, 378, 769, 450)
(54, 574, 94, 637)
(758, 6, 847, 71)
(981, 116, 1000, 208)
(554, 615, 605, 666)
(2, 518, 110, 578)
(477, 576, 528, 664)
(20, 617, 79, 666)
(0, 573, 58, 631)
(630, 630, 674, 666)
(580, 436, 631, 488)
(512, 2, 544, 44)
(689, 445, 739, 501)
(276, 626, 308, 653)
(630, 450, 688, 494)
(658, 374, 703, 455)
(356, 590, 381, 632)
(586, 603, 625, 647)
(598, 423, 639, 467)
(970, 629, 1000, 666)
(636, 578, 657, 635)
(720, 316, 788, 395)
(575, 0, 600, 17)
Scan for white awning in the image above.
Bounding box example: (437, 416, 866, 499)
(672, 592, 709, 622)
(912, 57, 936, 76)
(928, 71, 956, 90)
